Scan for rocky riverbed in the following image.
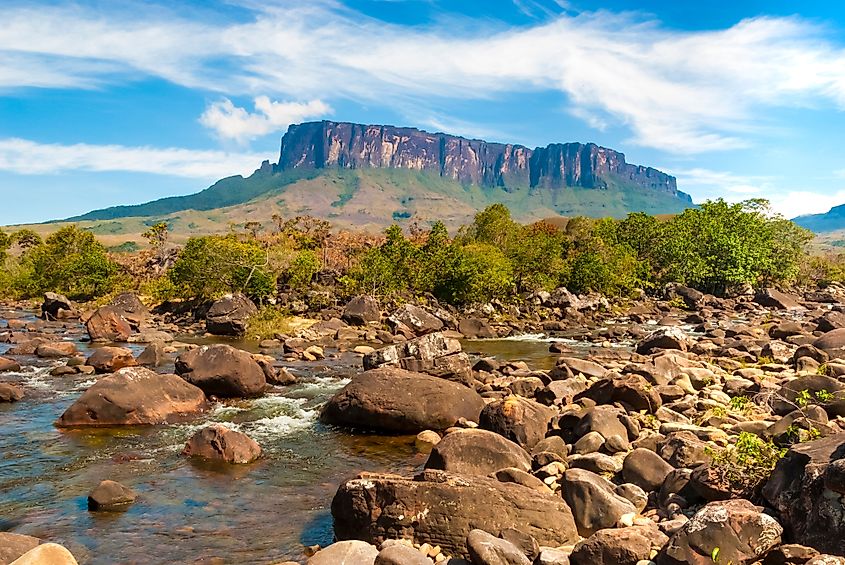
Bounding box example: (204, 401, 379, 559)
(4, 285, 845, 564)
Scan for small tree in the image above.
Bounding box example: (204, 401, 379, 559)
(142, 222, 169, 263)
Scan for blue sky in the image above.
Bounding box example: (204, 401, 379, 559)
(2, 0, 845, 224)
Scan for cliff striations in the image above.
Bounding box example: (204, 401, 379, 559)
(277, 121, 689, 201)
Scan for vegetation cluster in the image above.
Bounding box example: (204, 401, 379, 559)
(0, 199, 831, 307)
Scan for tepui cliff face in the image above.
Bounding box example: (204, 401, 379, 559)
(277, 121, 690, 201)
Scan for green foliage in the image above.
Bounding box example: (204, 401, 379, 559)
(796, 389, 813, 408)
(139, 276, 178, 302)
(168, 235, 274, 300)
(9, 225, 121, 300)
(10, 229, 42, 250)
(708, 431, 786, 495)
(659, 199, 812, 294)
(283, 250, 321, 290)
(815, 388, 834, 403)
(435, 243, 514, 305)
(108, 241, 141, 254)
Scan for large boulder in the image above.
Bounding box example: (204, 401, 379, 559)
(459, 318, 496, 339)
(658, 499, 782, 565)
(636, 327, 690, 354)
(331, 470, 578, 559)
(479, 396, 555, 450)
(87, 480, 136, 511)
(86, 306, 132, 342)
(362, 333, 471, 383)
(205, 293, 257, 336)
(813, 328, 845, 357)
(109, 292, 148, 321)
(306, 540, 378, 565)
(425, 429, 532, 476)
(755, 288, 803, 310)
(0, 533, 40, 564)
(40, 292, 74, 320)
(56, 366, 207, 426)
(342, 295, 381, 326)
(175, 344, 266, 398)
(570, 526, 662, 565)
(0, 383, 24, 402)
(34, 342, 77, 358)
(321, 368, 484, 433)
(562, 469, 637, 537)
(576, 373, 661, 413)
(0, 356, 21, 372)
(763, 432, 845, 555)
(387, 304, 444, 336)
(623, 448, 674, 492)
(182, 424, 262, 464)
(86, 346, 137, 374)
(466, 529, 531, 565)
(8, 543, 78, 565)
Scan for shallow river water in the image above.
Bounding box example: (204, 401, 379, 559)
(0, 312, 610, 564)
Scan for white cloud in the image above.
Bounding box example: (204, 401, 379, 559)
(771, 190, 845, 218)
(1, 4, 845, 153)
(0, 138, 267, 179)
(199, 97, 331, 142)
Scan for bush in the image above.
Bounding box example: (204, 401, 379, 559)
(434, 243, 514, 305)
(283, 250, 321, 290)
(10, 225, 122, 300)
(708, 431, 786, 497)
(245, 305, 296, 341)
(168, 235, 274, 301)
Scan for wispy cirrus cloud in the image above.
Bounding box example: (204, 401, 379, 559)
(0, 138, 266, 178)
(1, 3, 845, 154)
(200, 97, 331, 142)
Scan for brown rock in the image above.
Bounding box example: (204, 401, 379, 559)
(425, 428, 532, 476)
(182, 424, 262, 464)
(88, 479, 136, 510)
(479, 395, 555, 450)
(86, 306, 132, 342)
(205, 293, 257, 336)
(86, 346, 137, 373)
(0, 532, 40, 564)
(175, 344, 266, 398)
(321, 367, 484, 433)
(0, 383, 24, 402)
(57, 366, 207, 426)
(35, 341, 77, 358)
(331, 470, 578, 559)
(0, 356, 21, 372)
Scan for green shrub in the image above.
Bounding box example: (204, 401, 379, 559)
(708, 431, 786, 496)
(245, 305, 295, 341)
(168, 235, 274, 301)
(283, 250, 321, 290)
(434, 243, 514, 305)
(10, 225, 122, 300)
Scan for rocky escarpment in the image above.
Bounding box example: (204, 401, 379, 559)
(277, 121, 691, 200)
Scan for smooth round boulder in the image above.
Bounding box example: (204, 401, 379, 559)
(0, 533, 40, 564)
(375, 545, 432, 565)
(562, 468, 637, 537)
(467, 529, 531, 565)
(0, 356, 21, 373)
(425, 429, 532, 476)
(570, 527, 653, 565)
(479, 395, 555, 450)
(9, 543, 78, 565)
(35, 342, 77, 358)
(182, 424, 262, 464)
(86, 305, 132, 342)
(320, 367, 484, 433)
(342, 295, 381, 326)
(306, 540, 378, 565)
(86, 346, 137, 374)
(57, 366, 208, 426)
(205, 293, 257, 336)
(175, 344, 266, 398)
(0, 383, 24, 402)
(623, 448, 674, 492)
(88, 480, 136, 510)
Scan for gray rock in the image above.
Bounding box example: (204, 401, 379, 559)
(466, 529, 530, 565)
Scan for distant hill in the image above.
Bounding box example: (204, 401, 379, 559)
(793, 204, 845, 233)
(59, 120, 694, 235)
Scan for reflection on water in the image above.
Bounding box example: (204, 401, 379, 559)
(0, 308, 629, 564)
(0, 330, 419, 564)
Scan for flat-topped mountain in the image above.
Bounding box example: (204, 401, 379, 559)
(277, 121, 686, 199)
(61, 121, 693, 237)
